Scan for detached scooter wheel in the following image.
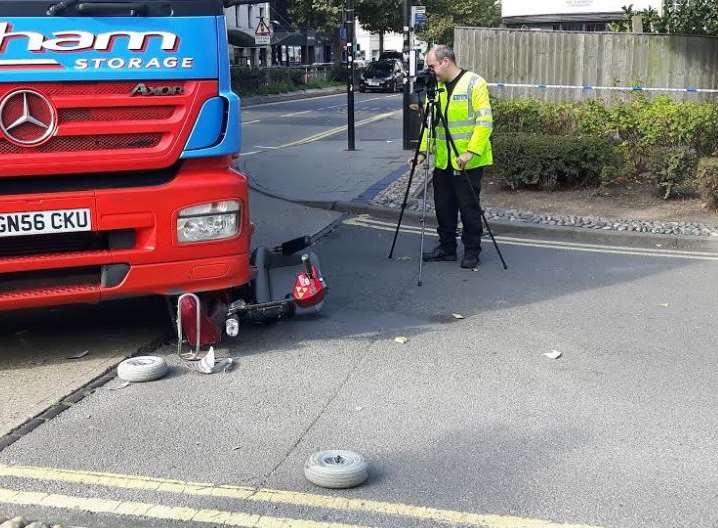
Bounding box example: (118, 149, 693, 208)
(304, 450, 368, 489)
(117, 356, 168, 383)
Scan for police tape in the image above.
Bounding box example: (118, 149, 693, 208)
(488, 82, 718, 94)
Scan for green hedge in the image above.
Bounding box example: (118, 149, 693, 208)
(491, 134, 621, 191)
(490, 96, 718, 199)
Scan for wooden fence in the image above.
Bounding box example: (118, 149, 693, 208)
(454, 27, 718, 102)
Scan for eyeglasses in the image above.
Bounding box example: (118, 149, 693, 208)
(426, 58, 446, 70)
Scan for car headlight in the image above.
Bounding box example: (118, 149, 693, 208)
(177, 200, 240, 244)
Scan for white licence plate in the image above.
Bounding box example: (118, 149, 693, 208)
(368, 80, 379, 86)
(0, 208, 92, 238)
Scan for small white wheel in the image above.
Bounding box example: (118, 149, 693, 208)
(117, 356, 168, 383)
(304, 450, 369, 489)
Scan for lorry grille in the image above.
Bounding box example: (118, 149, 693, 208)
(0, 266, 101, 294)
(0, 80, 218, 178)
(0, 230, 134, 259)
(60, 106, 175, 122)
(0, 134, 162, 154)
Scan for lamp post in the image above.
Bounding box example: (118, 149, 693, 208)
(345, 0, 356, 150)
(402, 0, 411, 150)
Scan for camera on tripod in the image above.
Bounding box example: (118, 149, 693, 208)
(414, 68, 438, 98)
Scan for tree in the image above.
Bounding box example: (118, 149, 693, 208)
(355, 0, 403, 54)
(418, 0, 501, 46)
(617, 1, 718, 36)
(289, 0, 345, 63)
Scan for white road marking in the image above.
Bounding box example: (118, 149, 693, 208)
(280, 110, 312, 118)
(244, 92, 345, 108)
(345, 216, 718, 261)
(241, 111, 399, 157)
(279, 95, 399, 117)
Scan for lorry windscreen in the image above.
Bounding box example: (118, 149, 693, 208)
(0, 0, 224, 16)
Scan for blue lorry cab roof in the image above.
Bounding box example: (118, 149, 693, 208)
(0, 0, 224, 16)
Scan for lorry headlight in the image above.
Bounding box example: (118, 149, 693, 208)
(177, 200, 240, 243)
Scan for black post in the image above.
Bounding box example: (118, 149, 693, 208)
(345, 0, 356, 151)
(402, 0, 411, 150)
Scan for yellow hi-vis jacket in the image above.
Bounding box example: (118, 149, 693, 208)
(419, 71, 493, 170)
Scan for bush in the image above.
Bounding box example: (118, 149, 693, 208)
(492, 134, 622, 191)
(645, 146, 699, 199)
(492, 95, 718, 157)
(491, 95, 718, 197)
(696, 157, 718, 209)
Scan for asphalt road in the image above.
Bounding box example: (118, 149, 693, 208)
(2, 94, 718, 528)
(240, 91, 401, 156)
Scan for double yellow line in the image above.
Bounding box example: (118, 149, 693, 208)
(0, 463, 602, 528)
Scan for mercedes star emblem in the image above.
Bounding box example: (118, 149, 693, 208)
(0, 89, 57, 147)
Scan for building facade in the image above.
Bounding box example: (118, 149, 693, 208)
(502, 0, 663, 31)
(224, 3, 272, 66)
(354, 26, 404, 62)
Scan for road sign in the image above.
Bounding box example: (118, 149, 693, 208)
(255, 18, 271, 45)
(411, 6, 427, 29)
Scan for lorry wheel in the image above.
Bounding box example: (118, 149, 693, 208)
(117, 356, 168, 383)
(304, 450, 368, 489)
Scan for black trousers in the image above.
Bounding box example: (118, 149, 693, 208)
(432, 166, 483, 254)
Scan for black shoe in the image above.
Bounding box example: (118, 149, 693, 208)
(461, 252, 480, 269)
(422, 244, 457, 262)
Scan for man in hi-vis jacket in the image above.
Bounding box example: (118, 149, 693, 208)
(413, 45, 493, 269)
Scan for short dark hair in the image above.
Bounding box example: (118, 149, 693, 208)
(430, 45, 456, 63)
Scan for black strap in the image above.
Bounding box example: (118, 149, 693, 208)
(442, 70, 467, 121)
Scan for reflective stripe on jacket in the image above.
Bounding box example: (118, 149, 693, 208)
(420, 71, 493, 170)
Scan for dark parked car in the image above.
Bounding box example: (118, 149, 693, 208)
(359, 60, 405, 93)
(378, 50, 403, 62)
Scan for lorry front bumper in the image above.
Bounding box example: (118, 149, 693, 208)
(0, 158, 251, 311)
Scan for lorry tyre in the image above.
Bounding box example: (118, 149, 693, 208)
(304, 450, 368, 489)
(117, 356, 168, 383)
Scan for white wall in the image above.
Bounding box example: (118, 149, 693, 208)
(224, 4, 270, 33)
(502, 0, 662, 18)
(353, 22, 426, 62)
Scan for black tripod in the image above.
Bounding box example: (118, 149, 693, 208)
(388, 80, 508, 282)
(387, 81, 440, 286)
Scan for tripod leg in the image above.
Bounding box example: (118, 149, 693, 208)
(417, 146, 431, 287)
(388, 106, 430, 259)
(417, 101, 437, 287)
(480, 208, 508, 270)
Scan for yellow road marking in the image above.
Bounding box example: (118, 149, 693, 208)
(344, 216, 718, 262)
(0, 464, 602, 528)
(0, 486, 372, 528)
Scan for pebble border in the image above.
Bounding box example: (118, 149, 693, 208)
(371, 171, 718, 238)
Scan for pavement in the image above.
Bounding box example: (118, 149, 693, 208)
(2, 91, 718, 528)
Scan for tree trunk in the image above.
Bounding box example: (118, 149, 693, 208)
(379, 31, 384, 55)
(332, 36, 343, 66)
